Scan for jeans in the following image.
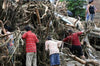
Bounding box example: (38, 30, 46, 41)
(26, 52, 37, 66)
(90, 14, 94, 21)
(86, 13, 95, 22)
(50, 53, 60, 66)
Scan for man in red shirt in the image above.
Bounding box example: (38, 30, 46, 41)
(63, 30, 85, 59)
(22, 26, 39, 66)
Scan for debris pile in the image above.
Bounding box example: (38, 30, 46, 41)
(0, 1, 100, 66)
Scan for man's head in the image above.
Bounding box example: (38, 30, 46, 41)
(5, 26, 10, 31)
(24, 26, 31, 31)
(89, 0, 94, 4)
(1, 26, 11, 34)
(46, 36, 52, 40)
(68, 30, 73, 35)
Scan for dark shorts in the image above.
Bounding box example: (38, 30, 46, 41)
(50, 53, 60, 66)
(71, 45, 83, 56)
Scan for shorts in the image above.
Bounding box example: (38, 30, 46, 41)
(71, 45, 83, 56)
(50, 53, 60, 66)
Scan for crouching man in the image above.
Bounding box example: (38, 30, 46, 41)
(45, 36, 62, 66)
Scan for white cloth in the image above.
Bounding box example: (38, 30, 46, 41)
(45, 40, 62, 55)
(7, 31, 13, 39)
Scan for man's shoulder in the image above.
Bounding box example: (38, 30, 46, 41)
(72, 33, 76, 35)
(72, 32, 79, 36)
(46, 40, 56, 43)
(31, 33, 37, 36)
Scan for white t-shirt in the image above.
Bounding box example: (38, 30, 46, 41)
(45, 40, 62, 55)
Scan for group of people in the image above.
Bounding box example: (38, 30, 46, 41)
(0, 20, 86, 66)
(0, 0, 97, 66)
(22, 26, 86, 66)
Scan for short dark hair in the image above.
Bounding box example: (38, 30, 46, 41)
(46, 36, 52, 40)
(68, 30, 73, 33)
(4, 25, 10, 31)
(24, 26, 31, 31)
(89, 0, 94, 4)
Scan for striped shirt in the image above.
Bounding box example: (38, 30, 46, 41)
(22, 31, 39, 53)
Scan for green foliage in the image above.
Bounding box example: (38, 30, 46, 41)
(67, 0, 86, 20)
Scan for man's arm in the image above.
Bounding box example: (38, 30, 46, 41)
(34, 34, 39, 43)
(22, 33, 27, 39)
(94, 6, 97, 13)
(63, 36, 71, 42)
(87, 4, 90, 15)
(57, 41, 63, 48)
(45, 41, 49, 51)
(77, 32, 83, 36)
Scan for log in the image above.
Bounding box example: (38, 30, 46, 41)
(93, 25, 100, 32)
(0, 1, 100, 66)
(0, 34, 11, 38)
(0, 56, 8, 61)
(70, 55, 86, 64)
(54, 12, 84, 30)
(41, 4, 48, 19)
(0, 38, 10, 47)
(94, 45, 100, 49)
(85, 59, 100, 66)
(89, 32, 100, 38)
(2, 0, 6, 9)
(35, 8, 41, 25)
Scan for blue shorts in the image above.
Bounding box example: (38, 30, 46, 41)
(50, 53, 60, 66)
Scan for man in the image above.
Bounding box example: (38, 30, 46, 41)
(22, 26, 39, 66)
(45, 36, 62, 66)
(0, 20, 15, 65)
(63, 30, 85, 59)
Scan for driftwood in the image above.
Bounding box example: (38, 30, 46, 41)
(61, 48, 100, 66)
(0, 1, 100, 66)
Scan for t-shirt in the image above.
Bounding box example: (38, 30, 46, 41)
(63, 32, 83, 46)
(45, 40, 62, 55)
(22, 31, 39, 53)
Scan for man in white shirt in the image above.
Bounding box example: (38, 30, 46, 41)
(45, 36, 62, 66)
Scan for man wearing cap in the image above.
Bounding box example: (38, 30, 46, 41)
(45, 36, 62, 66)
(22, 26, 39, 66)
(63, 30, 85, 59)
